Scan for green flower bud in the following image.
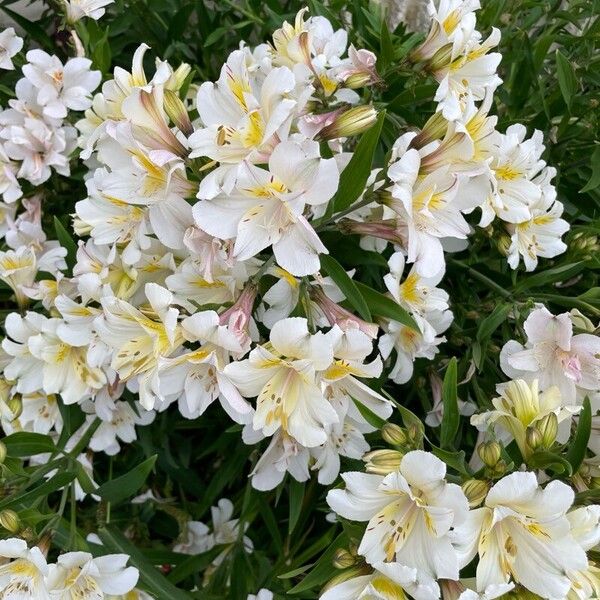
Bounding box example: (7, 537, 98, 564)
(536, 412, 558, 448)
(462, 479, 490, 508)
(363, 449, 403, 475)
(0, 509, 21, 533)
(477, 441, 502, 468)
(525, 425, 543, 452)
(381, 423, 407, 447)
(333, 548, 357, 569)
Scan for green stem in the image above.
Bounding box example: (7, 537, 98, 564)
(448, 259, 513, 300)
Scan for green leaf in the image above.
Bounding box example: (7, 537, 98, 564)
(98, 525, 192, 600)
(288, 533, 347, 594)
(0, 7, 52, 49)
(331, 110, 386, 213)
(2, 432, 55, 457)
(353, 281, 418, 331)
(556, 49, 578, 109)
(476, 304, 512, 342)
(567, 397, 592, 473)
(353, 398, 387, 429)
(288, 478, 305, 535)
(430, 445, 472, 477)
(528, 451, 573, 476)
(515, 261, 585, 291)
(440, 358, 459, 448)
(54, 216, 78, 270)
(581, 147, 600, 193)
(74, 461, 97, 495)
(0, 472, 76, 510)
(379, 16, 394, 70)
(96, 455, 157, 505)
(320, 255, 372, 321)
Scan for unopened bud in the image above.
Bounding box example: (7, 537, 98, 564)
(381, 423, 407, 447)
(570, 309, 595, 333)
(333, 548, 357, 569)
(321, 566, 371, 593)
(0, 441, 6, 464)
(536, 412, 558, 448)
(6, 394, 22, 420)
(406, 424, 421, 443)
(590, 477, 600, 490)
(477, 441, 501, 468)
(496, 234, 512, 256)
(344, 72, 373, 89)
(363, 449, 403, 475)
(317, 106, 378, 140)
(164, 89, 193, 136)
(165, 63, 192, 92)
(462, 479, 490, 508)
(492, 459, 508, 477)
(525, 425, 543, 452)
(0, 509, 20, 533)
(428, 43, 452, 72)
(411, 111, 448, 149)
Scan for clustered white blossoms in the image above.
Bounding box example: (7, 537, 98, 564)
(0, 538, 144, 599)
(0, 1, 596, 599)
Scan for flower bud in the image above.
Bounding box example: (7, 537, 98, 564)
(427, 43, 453, 72)
(381, 423, 407, 447)
(321, 566, 371, 593)
(536, 412, 558, 448)
(590, 477, 600, 490)
(0, 509, 20, 533)
(333, 548, 357, 569)
(317, 106, 378, 140)
(525, 425, 543, 452)
(496, 233, 512, 256)
(363, 449, 403, 475)
(165, 63, 192, 92)
(461, 479, 490, 508)
(410, 111, 448, 149)
(570, 309, 595, 333)
(0, 441, 6, 464)
(164, 89, 193, 136)
(5, 394, 23, 420)
(477, 441, 501, 468)
(344, 72, 373, 89)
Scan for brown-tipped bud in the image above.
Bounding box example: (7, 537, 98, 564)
(427, 43, 453, 72)
(333, 548, 357, 569)
(0, 441, 6, 464)
(164, 89, 194, 137)
(317, 105, 378, 140)
(477, 441, 502, 468)
(536, 413, 558, 448)
(0, 509, 21, 533)
(462, 479, 490, 508)
(363, 449, 403, 475)
(525, 425, 543, 452)
(411, 111, 448, 149)
(381, 423, 408, 447)
(6, 394, 23, 421)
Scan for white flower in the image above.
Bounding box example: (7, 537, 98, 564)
(194, 140, 337, 276)
(0, 538, 50, 599)
(189, 48, 301, 164)
(22, 50, 101, 120)
(453, 471, 587, 598)
(173, 521, 214, 555)
(64, 0, 114, 23)
(470, 378, 579, 458)
(0, 146, 22, 203)
(327, 450, 469, 584)
(320, 561, 440, 600)
(47, 552, 139, 598)
(248, 590, 273, 600)
(0, 28, 23, 70)
(225, 317, 338, 447)
(387, 149, 468, 277)
(0, 246, 38, 307)
(500, 306, 600, 403)
(567, 505, 600, 551)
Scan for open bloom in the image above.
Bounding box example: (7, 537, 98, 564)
(194, 140, 337, 276)
(46, 552, 139, 598)
(453, 471, 588, 599)
(225, 317, 338, 447)
(0, 28, 23, 70)
(0, 538, 50, 599)
(327, 451, 469, 585)
(64, 0, 115, 23)
(500, 306, 600, 403)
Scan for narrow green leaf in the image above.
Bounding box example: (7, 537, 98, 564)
(440, 358, 459, 448)
(0, 7, 52, 49)
(96, 455, 157, 505)
(528, 451, 573, 476)
(288, 478, 305, 535)
(320, 254, 372, 321)
(566, 397, 592, 473)
(3, 432, 55, 457)
(353, 398, 386, 429)
(98, 525, 192, 600)
(353, 281, 418, 331)
(430, 445, 472, 477)
(581, 147, 600, 193)
(0, 472, 76, 510)
(555, 49, 577, 108)
(476, 304, 512, 342)
(331, 110, 386, 213)
(74, 461, 97, 495)
(515, 261, 585, 291)
(379, 16, 394, 69)
(278, 563, 314, 579)
(54, 216, 78, 270)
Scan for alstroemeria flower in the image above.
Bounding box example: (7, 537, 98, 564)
(0, 538, 50, 599)
(327, 451, 469, 585)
